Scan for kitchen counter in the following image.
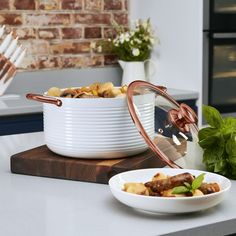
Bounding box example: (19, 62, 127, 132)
(1, 132, 236, 236)
(0, 88, 198, 116)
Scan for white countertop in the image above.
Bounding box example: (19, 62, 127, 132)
(0, 88, 198, 116)
(2, 132, 235, 236)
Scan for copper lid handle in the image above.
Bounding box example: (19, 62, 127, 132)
(168, 103, 197, 133)
(180, 103, 198, 123)
(26, 93, 62, 107)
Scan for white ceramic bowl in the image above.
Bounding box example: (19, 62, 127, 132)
(43, 93, 155, 158)
(109, 168, 231, 213)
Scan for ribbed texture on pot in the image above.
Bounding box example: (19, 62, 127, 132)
(43, 94, 155, 158)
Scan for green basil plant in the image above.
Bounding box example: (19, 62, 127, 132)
(198, 105, 236, 179)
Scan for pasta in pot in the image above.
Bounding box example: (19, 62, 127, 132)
(47, 82, 128, 99)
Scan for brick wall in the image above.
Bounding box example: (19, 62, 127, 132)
(0, 0, 128, 71)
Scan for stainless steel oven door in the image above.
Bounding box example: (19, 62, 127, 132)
(205, 33, 236, 113)
(210, 0, 236, 31)
(214, 0, 236, 13)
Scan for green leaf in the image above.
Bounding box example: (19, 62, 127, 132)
(202, 139, 225, 165)
(172, 186, 190, 194)
(230, 165, 236, 179)
(226, 134, 236, 156)
(203, 150, 215, 166)
(221, 119, 236, 139)
(198, 127, 220, 149)
(214, 159, 227, 173)
(227, 135, 236, 167)
(192, 173, 205, 190)
(205, 162, 215, 172)
(198, 127, 218, 141)
(198, 135, 219, 149)
(228, 154, 236, 166)
(223, 117, 236, 128)
(184, 182, 191, 189)
(202, 105, 223, 128)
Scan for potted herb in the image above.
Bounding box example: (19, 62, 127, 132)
(198, 105, 236, 179)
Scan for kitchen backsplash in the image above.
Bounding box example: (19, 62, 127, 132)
(0, 0, 128, 71)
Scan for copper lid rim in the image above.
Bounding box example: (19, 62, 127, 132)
(126, 80, 199, 169)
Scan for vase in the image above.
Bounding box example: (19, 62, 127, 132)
(118, 60, 156, 85)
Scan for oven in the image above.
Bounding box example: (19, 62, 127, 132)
(210, 0, 236, 31)
(203, 0, 236, 114)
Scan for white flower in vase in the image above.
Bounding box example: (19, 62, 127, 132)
(132, 48, 140, 56)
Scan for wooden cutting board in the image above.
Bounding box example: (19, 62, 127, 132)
(10, 138, 186, 184)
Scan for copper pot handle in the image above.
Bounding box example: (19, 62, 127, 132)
(26, 93, 62, 107)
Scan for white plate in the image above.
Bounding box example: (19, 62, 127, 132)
(109, 168, 231, 214)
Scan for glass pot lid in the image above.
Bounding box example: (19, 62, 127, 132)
(126, 81, 204, 169)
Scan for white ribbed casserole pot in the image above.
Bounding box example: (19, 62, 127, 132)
(26, 90, 155, 159)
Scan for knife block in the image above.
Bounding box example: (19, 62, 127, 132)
(0, 54, 16, 95)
